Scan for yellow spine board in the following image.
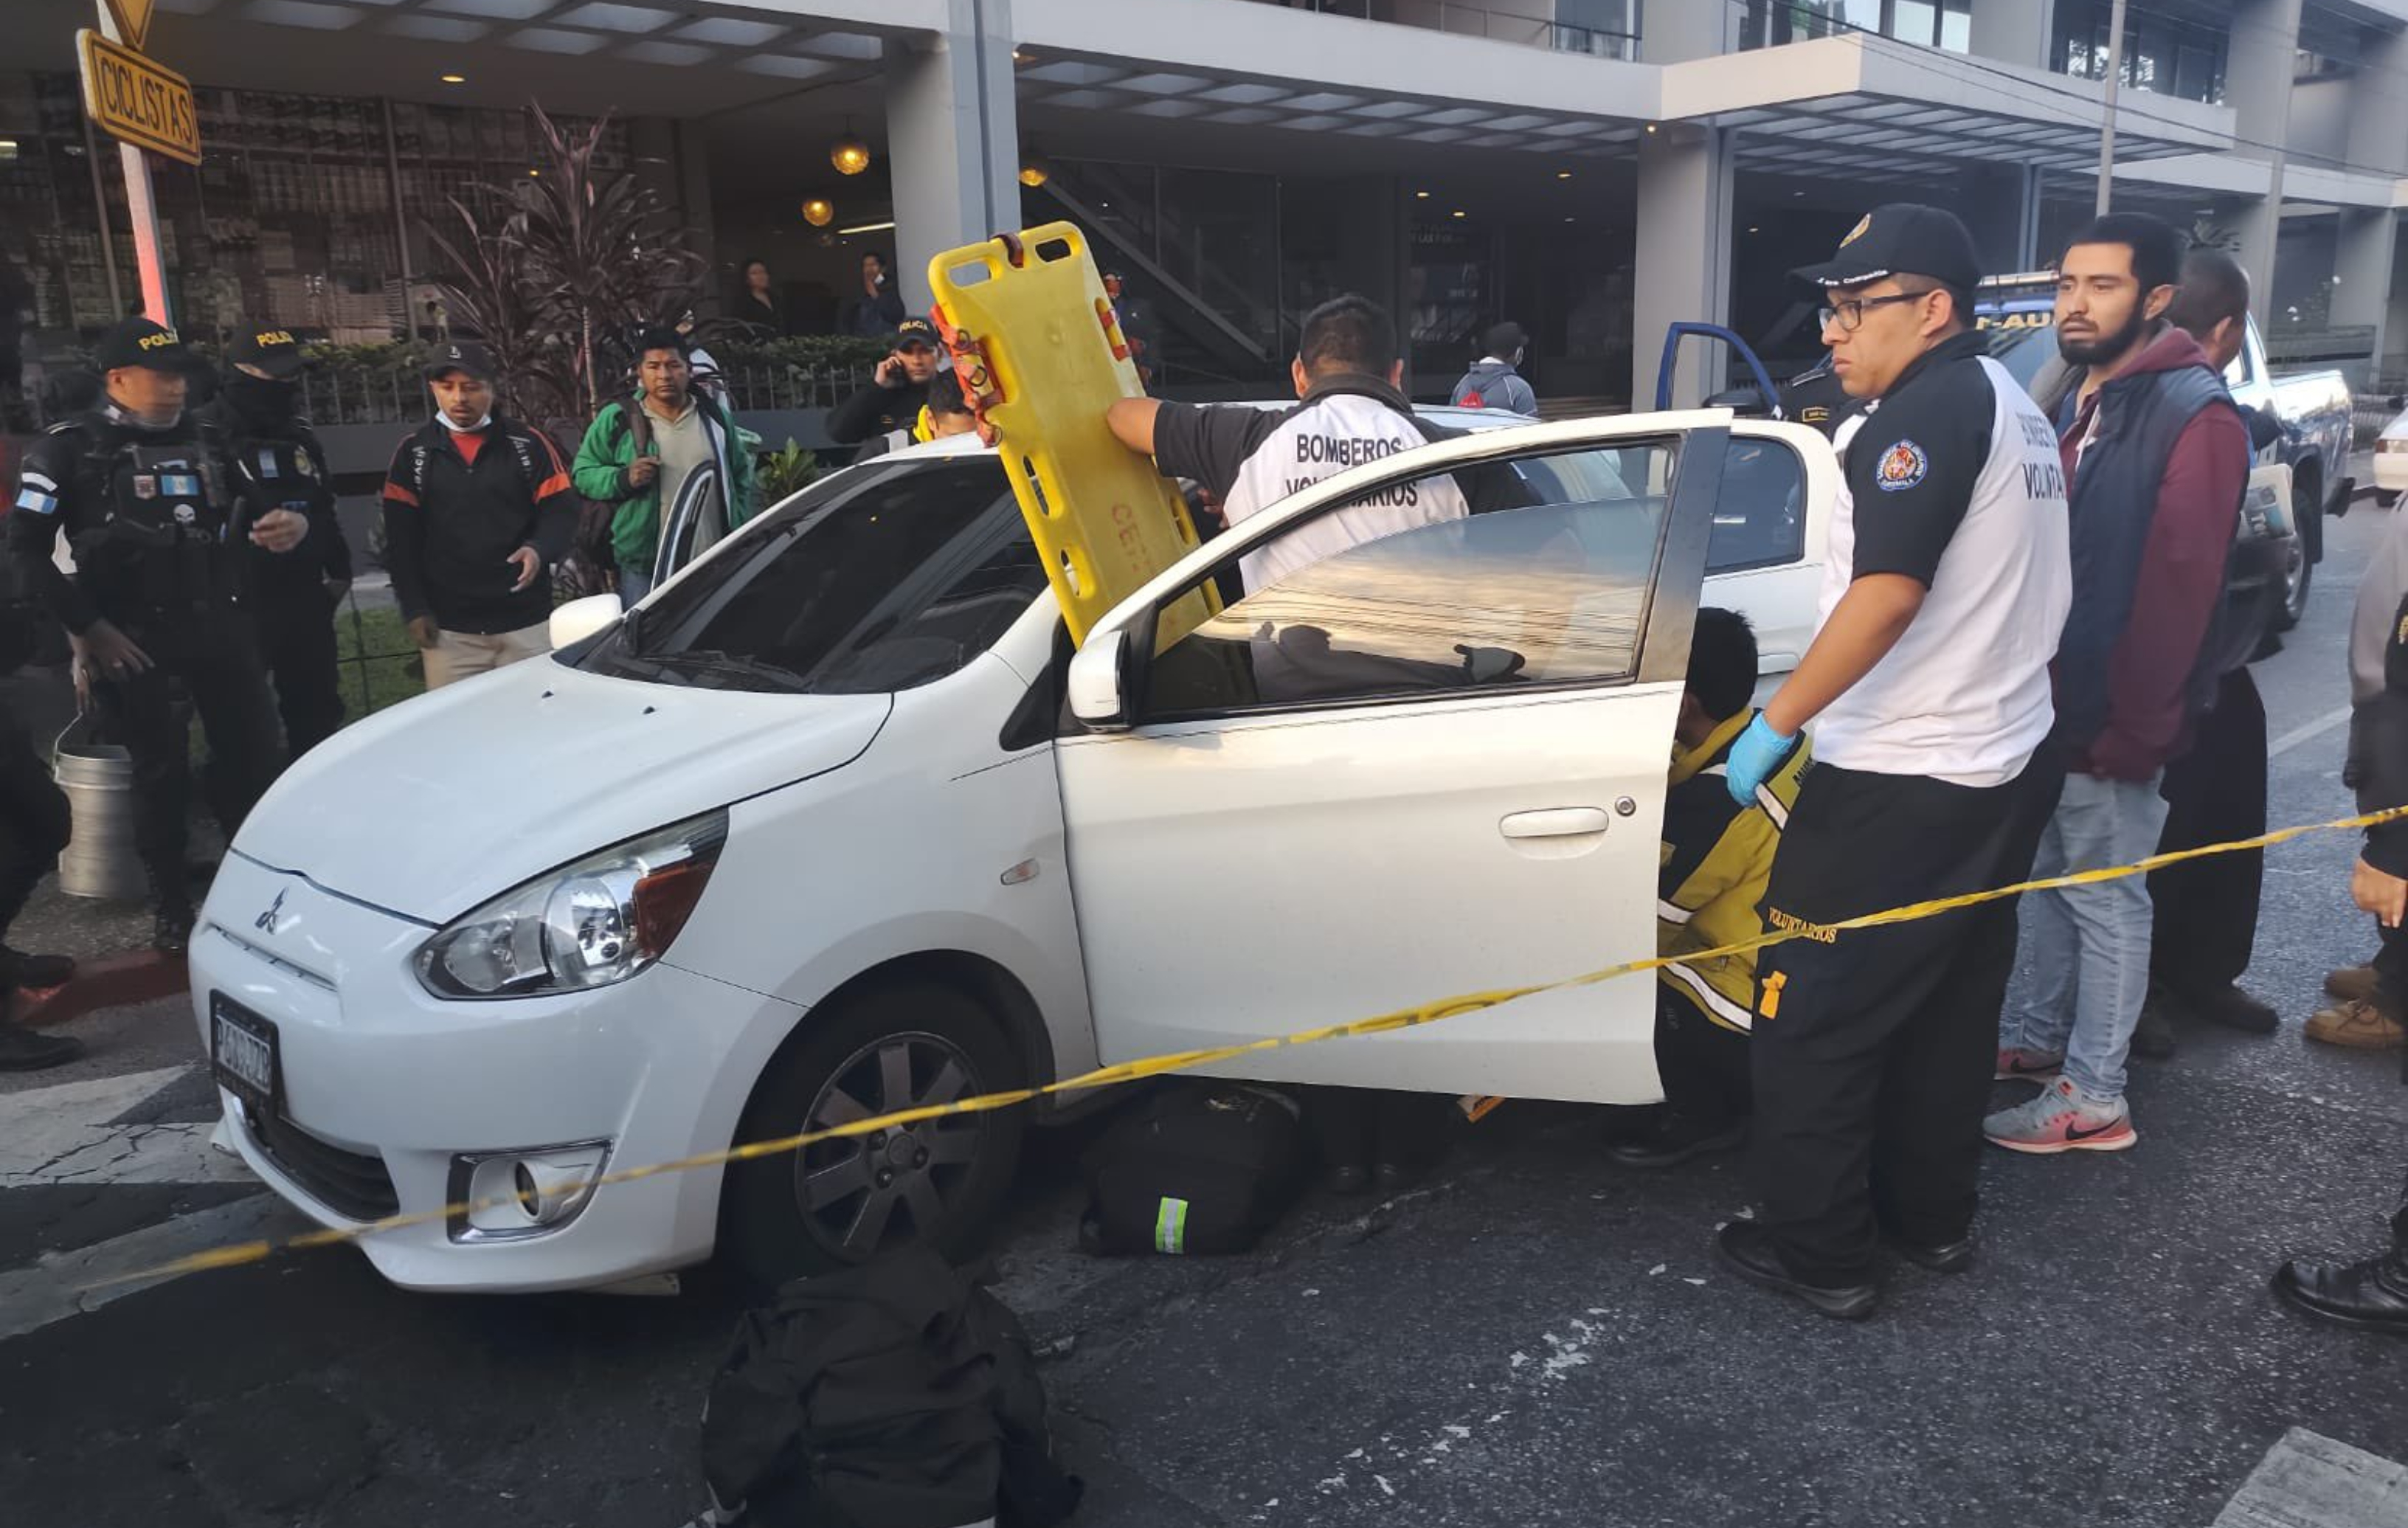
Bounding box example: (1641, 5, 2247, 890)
(928, 223, 1217, 651)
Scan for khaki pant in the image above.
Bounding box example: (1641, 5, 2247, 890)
(422, 623, 550, 690)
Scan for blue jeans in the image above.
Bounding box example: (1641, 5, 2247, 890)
(617, 563, 654, 606)
(1999, 770, 2171, 1102)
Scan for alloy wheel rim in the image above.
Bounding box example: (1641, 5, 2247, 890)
(792, 1030, 986, 1260)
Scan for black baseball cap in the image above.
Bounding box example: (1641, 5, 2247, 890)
(423, 340, 496, 381)
(228, 325, 310, 379)
(890, 317, 939, 351)
(1792, 203, 1981, 291)
(94, 317, 199, 374)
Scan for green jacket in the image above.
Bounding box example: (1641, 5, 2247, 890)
(571, 392, 759, 573)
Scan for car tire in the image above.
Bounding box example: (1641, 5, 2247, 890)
(2275, 477, 2318, 633)
(721, 979, 1026, 1288)
(2380, 488, 2401, 510)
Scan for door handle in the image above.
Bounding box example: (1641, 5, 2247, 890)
(1500, 807, 1610, 840)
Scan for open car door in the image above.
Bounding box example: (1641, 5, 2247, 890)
(653, 460, 728, 586)
(1055, 412, 1754, 1105)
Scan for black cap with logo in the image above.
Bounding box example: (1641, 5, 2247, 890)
(423, 341, 497, 382)
(94, 317, 200, 373)
(228, 326, 310, 380)
(1792, 203, 1982, 291)
(890, 317, 940, 351)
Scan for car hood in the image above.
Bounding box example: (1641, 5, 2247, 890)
(232, 657, 890, 922)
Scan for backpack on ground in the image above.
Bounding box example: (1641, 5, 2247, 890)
(695, 1246, 1081, 1528)
(1079, 1082, 1308, 1257)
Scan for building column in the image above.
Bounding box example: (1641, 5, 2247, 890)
(2334, 207, 2397, 384)
(1967, 0, 2055, 69)
(1631, 123, 1734, 409)
(885, 0, 1020, 317)
(2226, 0, 2304, 329)
(1959, 164, 2042, 275)
(2218, 182, 2281, 329)
(2347, 27, 2408, 180)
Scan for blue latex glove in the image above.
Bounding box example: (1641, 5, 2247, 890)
(1725, 713, 1800, 806)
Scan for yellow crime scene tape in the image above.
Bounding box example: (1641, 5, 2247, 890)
(93, 800, 2408, 1291)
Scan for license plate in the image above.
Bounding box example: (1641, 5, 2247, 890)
(210, 993, 280, 1110)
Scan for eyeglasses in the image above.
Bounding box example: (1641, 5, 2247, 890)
(1818, 289, 1934, 333)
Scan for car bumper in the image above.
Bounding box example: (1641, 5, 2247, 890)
(192, 853, 803, 1293)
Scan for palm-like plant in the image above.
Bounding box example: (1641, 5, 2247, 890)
(425, 105, 704, 432)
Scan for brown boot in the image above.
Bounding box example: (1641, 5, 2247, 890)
(2325, 964, 2380, 1005)
(2305, 998, 2404, 1050)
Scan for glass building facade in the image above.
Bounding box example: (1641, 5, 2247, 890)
(0, 72, 624, 346)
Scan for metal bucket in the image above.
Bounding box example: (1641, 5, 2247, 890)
(54, 720, 146, 902)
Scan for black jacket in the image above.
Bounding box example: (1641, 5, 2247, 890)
(9, 404, 243, 632)
(198, 394, 354, 601)
(828, 375, 929, 446)
(380, 416, 576, 634)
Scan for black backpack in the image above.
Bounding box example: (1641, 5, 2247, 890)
(1079, 1082, 1308, 1257)
(570, 404, 651, 590)
(696, 1248, 1081, 1528)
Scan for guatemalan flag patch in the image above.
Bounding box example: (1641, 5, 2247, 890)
(12, 470, 59, 516)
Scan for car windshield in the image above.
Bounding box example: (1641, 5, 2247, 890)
(575, 457, 1049, 694)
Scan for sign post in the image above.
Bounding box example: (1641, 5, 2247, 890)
(77, 0, 191, 324)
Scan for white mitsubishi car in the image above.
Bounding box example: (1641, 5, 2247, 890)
(193, 408, 1833, 1293)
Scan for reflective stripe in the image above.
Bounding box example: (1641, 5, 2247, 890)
(12, 489, 58, 516)
(1657, 899, 1693, 925)
(1661, 960, 1753, 1031)
(18, 469, 57, 494)
(1753, 784, 1790, 830)
(1154, 1195, 1189, 1255)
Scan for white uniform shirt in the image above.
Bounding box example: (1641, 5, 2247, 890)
(1811, 335, 2071, 788)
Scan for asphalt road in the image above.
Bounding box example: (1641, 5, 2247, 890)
(6, 506, 2408, 1527)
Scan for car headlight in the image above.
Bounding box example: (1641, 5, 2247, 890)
(415, 811, 728, 1000)
(2378, 438, 2408, 454)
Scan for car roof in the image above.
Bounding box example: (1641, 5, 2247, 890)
(880, 399, 1518, 462)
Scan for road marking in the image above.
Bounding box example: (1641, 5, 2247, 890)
(2215, 1427, 2408, 1527)
(0, 1192, 297, 1341)
(2272, 705, 2354, 760)
(0, 1064, 254, 1188)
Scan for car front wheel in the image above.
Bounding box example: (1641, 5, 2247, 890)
(722, 979, 1025, 1287)
(2275, 479, 2318, 632)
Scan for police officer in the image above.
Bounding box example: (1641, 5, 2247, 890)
(1716, 207, 2072, 1319)
(7, 317, 301, 951)
(201, 325, 353, 758)
(1776, 355, 1854, 440)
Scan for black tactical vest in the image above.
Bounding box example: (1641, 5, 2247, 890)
(72, 425, 238, 615)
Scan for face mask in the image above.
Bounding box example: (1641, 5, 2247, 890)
(224, 370, 297, 424)
(437, 410, 493, 433)
(108, 398, 181, 432)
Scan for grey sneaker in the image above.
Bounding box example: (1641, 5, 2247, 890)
(1982, 1076, 2136, 1155)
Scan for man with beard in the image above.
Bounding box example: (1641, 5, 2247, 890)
(1987, 214, 2250, 1155)
(202, 326, 353, 758)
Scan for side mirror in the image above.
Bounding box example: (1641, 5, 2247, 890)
(1704, 385, 1772, 418)
(550, 592, 623, 651)
(1066, 627, 1133, 730)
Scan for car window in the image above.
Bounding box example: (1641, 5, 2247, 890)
(1985, 322, 2055, 390)
(578, 458, 1047, 694)
(1706, 436, 1805, 573)
(1142, 440, 1679, 719)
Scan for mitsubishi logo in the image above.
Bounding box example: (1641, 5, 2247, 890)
(255, 890, 286, 935)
